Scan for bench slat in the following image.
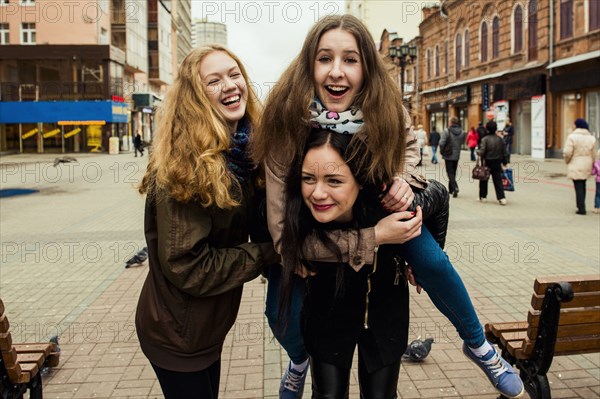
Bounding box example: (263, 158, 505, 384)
(522, 336, 600, 356)
(0, 332, 13, 351)
(17, 362, 37, 384)
(529, 323, 600, 339)
(0, 315, 9, 334)
(1, 346, 18, 367)
(4, 361, 25, 384)
(534, 275, 600, 295)
(528, 307, 600, 326)
(17, 352, 45, 367)
(531, 291, 600, 309)
(12, 343, 54, 356)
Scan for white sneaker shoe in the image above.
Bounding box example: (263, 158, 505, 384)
(499, 198, 507, 205)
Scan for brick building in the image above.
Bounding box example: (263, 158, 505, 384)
(415, 0, 599, 158)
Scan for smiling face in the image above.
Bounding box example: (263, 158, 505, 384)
(301, 144, 360, 224)
(314, 28, 364, 113)
(200, 51, 248, 131)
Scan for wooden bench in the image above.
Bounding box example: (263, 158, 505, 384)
(485, 275, 600, 399)
(0, 299, 60, 399)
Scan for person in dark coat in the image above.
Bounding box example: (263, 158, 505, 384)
(439, 116, 466, 197)
(429, 127, 441, 164)
(503, 118, 514, 164)
(134, 133, 144, 157)
(478, 128, 508, 205)
(476, 122, 487, 148)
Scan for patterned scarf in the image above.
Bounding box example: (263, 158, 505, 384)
(225, 118, 255, 183)
(309, 99, 364, 134)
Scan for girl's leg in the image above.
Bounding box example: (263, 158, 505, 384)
(357, 356, 401, 399)
(398, 225, 485, 347)
(595, 182, 600, 209)
(310, 357, 351, 399)
(265, 265, 308, 364)
(151, 359, 220, 399)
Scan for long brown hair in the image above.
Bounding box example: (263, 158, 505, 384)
(139, 45, 261, 208)
(252, 14, 406, 183)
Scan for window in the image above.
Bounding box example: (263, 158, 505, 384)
(21, 22, 35, 44)
(435, 45, 440, 76)
(529, 0, 538, 59)
(0, 23, 8, 44)
(481, 22, 488, 62)
(561, 0, 573, 39)
(445, 41, 449, 74)
(514, 5, 523, 52)
(427, 49, 431, 79)
(492, 16, 500, 58)
(455, 33, 462, 72)
(464, 30, 470, 68)
(591, 0, 600, 31)
(20, 0, 34, 4)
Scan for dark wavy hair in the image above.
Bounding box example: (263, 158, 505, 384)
(277, 129, 368, 330)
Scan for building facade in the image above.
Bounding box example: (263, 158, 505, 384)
(191, 19, 227, 48)
(0, 0, 191, 154)
(415, 0, 599, 158)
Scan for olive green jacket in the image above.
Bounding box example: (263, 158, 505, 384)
(136, 183, 275, 372)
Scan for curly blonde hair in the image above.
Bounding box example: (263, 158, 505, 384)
(252, 14, 406, 183)
(139, 45, 261, 208)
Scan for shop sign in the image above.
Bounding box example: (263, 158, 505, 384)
(493, 100, 509, 131)
(482, 83, 490, 111)
(531, 95, 546, 159)
(448, 86, 469, 105)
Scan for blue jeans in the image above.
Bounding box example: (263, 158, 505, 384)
(595, 182, 600, 209)
(470, 147, 476, 161)
(431, 145, 438, 163)
(265, 265, 308, 364)
(265, 225, 485, 360)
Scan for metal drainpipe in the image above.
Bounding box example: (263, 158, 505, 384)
(548, 0, 554, 149)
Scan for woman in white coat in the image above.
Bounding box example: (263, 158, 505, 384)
(564, 118, 597, 215)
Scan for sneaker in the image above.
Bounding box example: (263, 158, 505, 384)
(280, 361, 308, 399)
(478, 197, 487, 202)
(499, 198, 507, 205)
(462, 343, 524, 398)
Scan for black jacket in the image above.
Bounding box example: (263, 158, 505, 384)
(429, 130, 441, 147)
(479, 134, 506, 162)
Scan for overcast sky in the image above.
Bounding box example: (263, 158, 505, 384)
(191, 1, 422, 99)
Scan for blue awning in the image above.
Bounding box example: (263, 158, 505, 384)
(0, 101, 129, 123)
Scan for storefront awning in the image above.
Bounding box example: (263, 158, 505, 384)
(546, 50, 600, 69)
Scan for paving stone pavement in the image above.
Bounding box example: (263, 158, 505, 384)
(0, 151, 598, 398)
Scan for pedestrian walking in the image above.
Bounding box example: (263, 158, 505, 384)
(467, 127, 479, 161)
(429, 126, 441, 164)
(415, 124, 428, 166)
(503, 118, 514, 164)
(135, 45, 279, 399)
(592, 150, 600, 214)
(440, 116, 466, 198)
(478, 128, 508, 205)
(563, 118, 597, 215)
(485, 115, 498, 136)
(134, 132, 144, 157)
(476, 122, 487, 148)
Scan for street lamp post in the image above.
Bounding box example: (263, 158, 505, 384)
(389, 42, 418, 99)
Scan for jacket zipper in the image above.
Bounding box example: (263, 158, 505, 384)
(364, 246, 379, 329)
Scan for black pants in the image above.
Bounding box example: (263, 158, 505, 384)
(479, 159, 505, 200)
(151, 359, 220, 399)
(445, 160, 459, 194)
(134, 146, 144, 157)
(310, 356, 401, 399)
(573, 179, 587, 213)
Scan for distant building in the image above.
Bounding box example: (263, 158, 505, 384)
(171, 0, 193, 70)
(0, 0, 192, 154)
(345, 0, 422, 43)
(414, 0, 599, 159)
(192, 20, 227, 47)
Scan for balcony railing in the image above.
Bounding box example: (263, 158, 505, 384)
(0, 80, 123, 102)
